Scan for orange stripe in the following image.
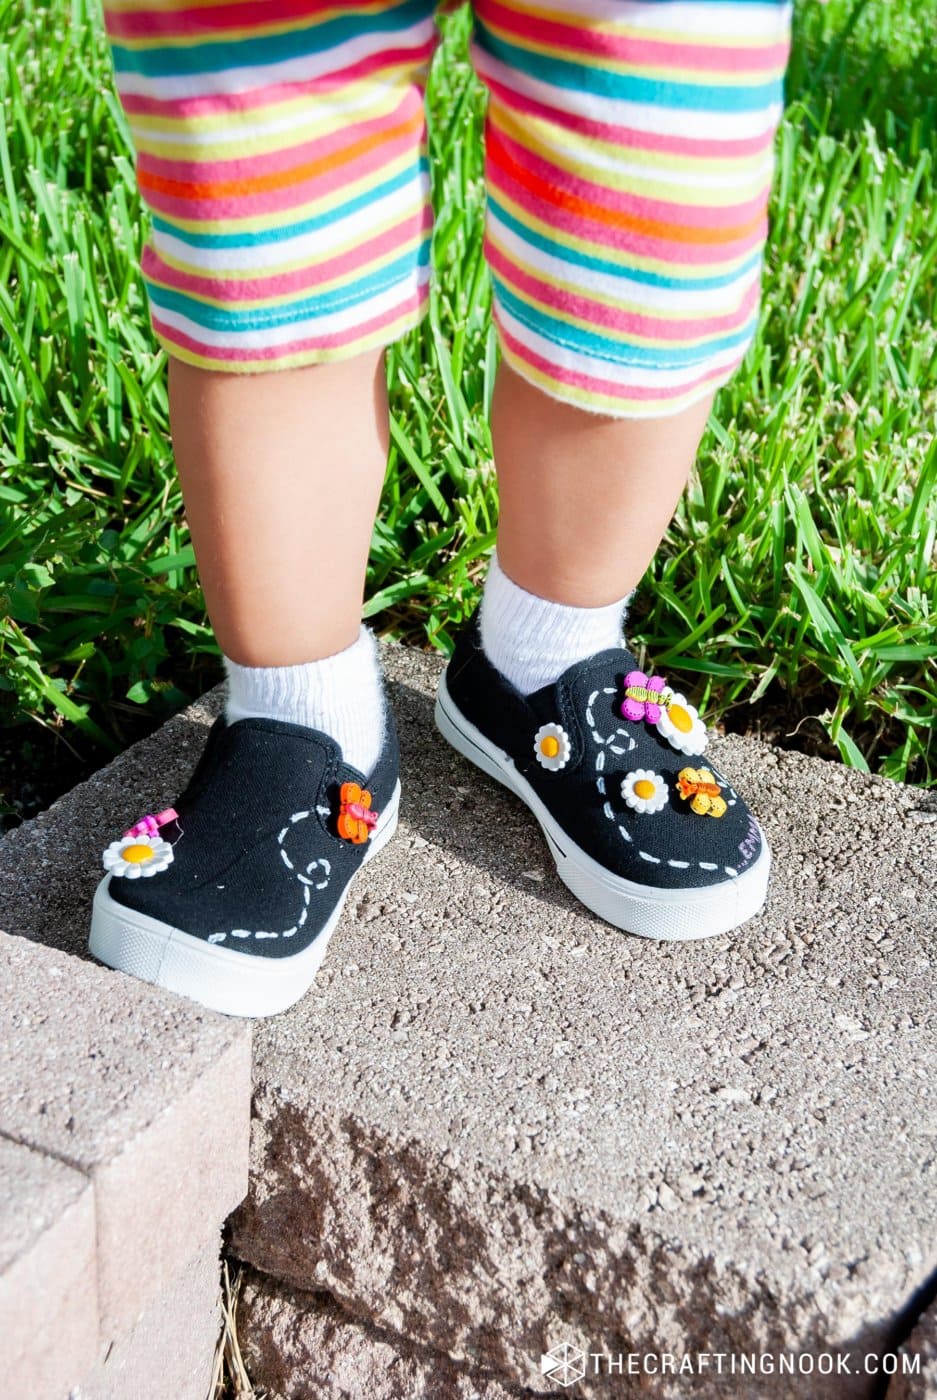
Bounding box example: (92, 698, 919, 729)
(138, 107, 422, 201)
(488, 129, 763, 248)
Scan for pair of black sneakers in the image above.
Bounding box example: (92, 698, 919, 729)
(89, 615, 770, 1017)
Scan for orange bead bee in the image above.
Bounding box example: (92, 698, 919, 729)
(337, 782, 379, 844)
(676, 767, 727, 818)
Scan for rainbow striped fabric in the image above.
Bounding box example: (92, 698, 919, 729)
(104, 0, 791, 417)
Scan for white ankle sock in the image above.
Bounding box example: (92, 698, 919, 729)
(224, 626, 385, 777)
(479, 553, 631, 695)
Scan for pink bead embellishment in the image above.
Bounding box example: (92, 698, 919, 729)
(123, 807, 179, 840)
(621, 671, 668, 724)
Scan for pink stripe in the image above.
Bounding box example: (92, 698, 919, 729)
(140, 124, 419, 220)
(484, 238, 761, 343)
(151, 282, 428, 363)
(116, 42, 436, 120)
(493, 126, 769, 232)
(485, 165, 767, 267)
(137, 102, 412, 185)
(475, 0, 789, 76)
(478, 70, 778, 160)
(143, 206, 431, 300)
(495, 311, 745, 405)
(106, 0, 366, 41)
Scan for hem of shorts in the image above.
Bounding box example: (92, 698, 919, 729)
(151, 300, 431, 374)
(495, 334, 751, 421)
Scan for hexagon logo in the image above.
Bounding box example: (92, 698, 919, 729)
(541, 1341, 587, 1387)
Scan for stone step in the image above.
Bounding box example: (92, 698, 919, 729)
(0, 783, 253, 1397)
(2, 643, 934, 1397)
(230, 644, 936, 1397)
(237, 1266, 523, 1400)
(77, 1228, 225, 1400)
(1, 1136, 97, 1400)
(890, 1299, 937, 1399)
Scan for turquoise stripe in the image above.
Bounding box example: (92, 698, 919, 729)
(487, 193, 763, 292)
(146, 239, 430, 332)
(111, 0, 433, 79)
(492, 278, 757, 368)
(473, 25, 784, 115)
(152, 160, 428, 250)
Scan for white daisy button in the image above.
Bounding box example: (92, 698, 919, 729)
(102, 834, 174, 879)
(621, 769, 669, 815)
(533, 722, 570, 771)
(656, 693, 707, 756)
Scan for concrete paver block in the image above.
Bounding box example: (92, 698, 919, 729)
(0, 694, 248, 1393)
(0, 931, 251, 1333)
(236, 1266, 522, 1399)
(228, 645, 936, 1395)
(0, 1136, 98, 1400)
(76, 1229, 224, 1400)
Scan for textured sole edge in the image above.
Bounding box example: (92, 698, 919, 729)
(88, 781, 401, 1018)
(435, 675, 770, 941)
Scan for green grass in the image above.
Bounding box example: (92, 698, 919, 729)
(1, 0, 935, 804)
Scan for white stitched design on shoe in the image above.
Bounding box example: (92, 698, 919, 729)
(210, 810, 332, 944)
(297, 858, 330, 890)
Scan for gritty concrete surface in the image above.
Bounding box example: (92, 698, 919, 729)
(76, 1229, 223, 1400)
(0, 1136, 98, 1400)
(0, 931, 251, 1333)
(237, 1266, 523, 1400)
(0, 691, 225, 962)
(231, 644, 936, 1396)
(2, 644, 934, 1396)
(889, 1301, 937, 1399)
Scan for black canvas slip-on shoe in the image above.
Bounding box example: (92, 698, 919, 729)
(88, 712, 400, 1017)
(435, 616, 769, 941)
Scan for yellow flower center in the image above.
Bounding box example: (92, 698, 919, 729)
(633, 779, 656, 800)
(669, 704, 693, 733)
(122, 843, 154, 864)
(540, 736, 560, 757)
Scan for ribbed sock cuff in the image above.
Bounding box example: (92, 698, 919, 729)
(224, 626, 385, 776)
(479, 553, 631, 695)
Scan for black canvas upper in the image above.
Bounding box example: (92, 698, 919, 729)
(444, 617, 763, 890)
(107, 712, 399, 958)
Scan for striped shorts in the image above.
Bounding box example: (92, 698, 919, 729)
(104, 0, 792, 417)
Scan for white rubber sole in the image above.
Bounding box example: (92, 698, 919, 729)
(435, 676, 770, 941)
(88, 781, 401, 1018)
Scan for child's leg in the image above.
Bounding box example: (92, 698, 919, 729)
(491, 365, 713, 608)
(168, 353, 388, 667)
(89, 2, 439, 1015)
(470, 0, 792, 692)
(103, 0, 440, 771)
(168, 352, 389, 769)
(483, 369, 713, 694)
(435, 0, 790, 942)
